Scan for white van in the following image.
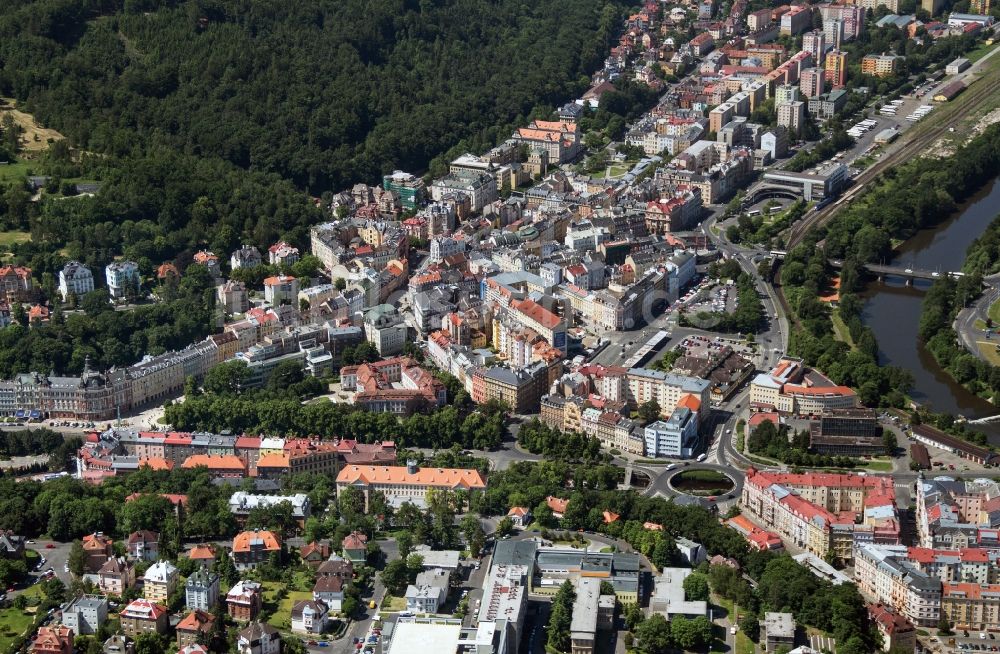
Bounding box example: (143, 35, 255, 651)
(696, 453, 707, 462)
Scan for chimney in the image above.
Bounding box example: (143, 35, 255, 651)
(406, 459, 418, 475)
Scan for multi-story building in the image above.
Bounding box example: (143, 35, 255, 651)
(825, 50, 848, 87)
(862, 54, 900, 77)
(405, 568, 451, 614)
(800, 67, 825, 98)
(230, 245, 262, 270)
(120, 599, 169, 637)
(474, 361, 552, 414)
(185, 567, 220, 611)
(802, 30, 826, 61)
(336, 461, 487, 510)
(218, 280, 250, 314)
(126, 530, 159, 561)
(510, 120, 582, 163)
(229, 493, 311, 528)
(143, 560, 178, 603)
(763, 613, 795, 652)
(535, 548, 641, 605)
(97, 557, 135, 595)
(942, 583, 1000, 631)
(776, 101, 805, 133)
(809, 408, 885, 456)
(30, 626, 74, 654)
(105, 261, 140, 300)
(237, 622, 282, 654)
(855, 544, 943, 627)
(363, 304, 407, 356)
(341, 356, 446, 416)
(645, 405, 702, 458)
(61, 596, 108, 635)
(916, 477, 1000, 550)
(267, 241, 300, 266)
(741, 467, 899, 562)
(626, 369, 711, 419)
(232, 531, 281, 571)
(0, 265, 32, 303)
(580, 407, 644, 455)
(383, 171, 427, 210)
(749, 357, 857, 416)
(780, 5, 811, 34)
(176, 610, 215, 649)
(58, 260, 94, 301)
(868, 603, 916, 654)
(263, 274, 298, 306)
(227, 580, 264, 622)
(193, 250, 221, 277)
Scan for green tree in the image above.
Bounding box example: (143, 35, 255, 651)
(380, 559, 409, 595)
(637, 400, 661, 424)
(68, 540, 87, 577)
(882, 430, 897, 455)
(683, 571, 710, 602)
(634, 612, 672, 653)
(203, 360, 250, 395)
(547, 580, 576, 653)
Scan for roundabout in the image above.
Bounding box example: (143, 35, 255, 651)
(644, 462, 746, 504)
(669, 468, 736, 497)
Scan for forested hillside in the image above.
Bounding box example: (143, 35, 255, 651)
(0, 0, 622, 192)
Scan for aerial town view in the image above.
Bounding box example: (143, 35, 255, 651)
(0, 1, 999, 654)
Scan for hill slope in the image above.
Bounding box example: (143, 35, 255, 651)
(0, 0, 622, 192)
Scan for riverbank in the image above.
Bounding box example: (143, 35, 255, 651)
(777, 123, 1000, 444)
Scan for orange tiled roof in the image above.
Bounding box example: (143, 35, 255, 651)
(677, 393, 701, 412)
(256, 452, 290, 468)
(547, 496, 569, 514)
(177, 609, 215, 633)
(187, 544, 217, 560)
(138, 457, 174, 471)
(336, 465, 485, 490)
(232, 530, 280, 553)
(181, 454, 247, 472)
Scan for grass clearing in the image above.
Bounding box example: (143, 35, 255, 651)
(865, 459, 893, 472)
(0, 161, 31, 184)
(975, 340, 1000, 366)
(830, 310, 855, 348)
(968, 41, 999, 62)
(0, 99, 66, 152)
(988, 298, 1000, 325)
(0, 607, 35, 653)
(380, 594, 407, 613)
(264, 585, 313, 631)
(0, 231, 30, 247)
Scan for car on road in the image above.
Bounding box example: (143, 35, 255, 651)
(45, 544, 54, 549)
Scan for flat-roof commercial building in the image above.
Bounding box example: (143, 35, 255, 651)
(763, 612, 795, 651)
(809, 408, 885, 456)
(569, 578, 615, 654)
(762, 165, 848, 203)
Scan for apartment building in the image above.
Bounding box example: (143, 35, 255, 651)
(868, 603, 916, 654)
(741, 467, 899, 562)
(0, 265, 32, 303)
(626, 368, 711, 419)
(916, 477, 1000, 550)
(862, 54, 901, 77)
(143, 560, 179, 603)
(825, 50, 848, 87)
(854, 544, 943, 627)
(105, 261, 140, 300)
(341, 356, 446, 416)
(941, 583, 1000, 631)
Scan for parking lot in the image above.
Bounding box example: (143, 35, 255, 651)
(686, 282, 739, 316)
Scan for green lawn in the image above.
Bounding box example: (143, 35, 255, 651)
(987, 298, 1000, 325)
(967, 41, 998, 62)
(380, 594, 407, 613)
(975, 340, 1000, 366)
(865, 459, 893, 472)
(830, 310, 855, 348)
(0, 607, 35, 653)
(0, 231, 29, 247)
(264, 585, 313, 631)
(0, 161, 31, 184)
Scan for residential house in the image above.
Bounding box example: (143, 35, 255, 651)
(342, 531, 368, 564)
(186, 543, 218, 564)
(120, 599, 169, 637)
(30, 626, 74, 654)
(58, 260, 94, 301)
(237, 622, 281, 654)
(507, 507, 533, 528)
(97, 557, 135, 595)
(143, 560, 179, 603)
(300, 541, 331, 568)
(317, 555, 354, 582)
(291, 600, 329, 635)
(101, 634, 133, 654)
(126, 530, 159, 562)
(268, 241, 300, 266)
(60, 595, 108, 636)
(547, 496, 569, 519)
(231, 246, 262, 270)
(185, 567, 220, 611)
(176, 610, 215, 649)
(312, 576, 346, 613)
(228, 580, 264, 622)
(83, 532, 114, 573)
(405, 568, 451, 614)
(232, 530, 282, 571)
(104, 261, 140, 300)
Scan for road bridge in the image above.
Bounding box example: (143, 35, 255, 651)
(828, 259, 963, 285)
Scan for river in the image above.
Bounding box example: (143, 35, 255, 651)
(860, 176, 1000, 433)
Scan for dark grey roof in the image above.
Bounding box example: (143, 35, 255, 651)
(491, 540, 537, 568)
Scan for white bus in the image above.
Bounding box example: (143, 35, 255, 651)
(696, 453, 708, 462)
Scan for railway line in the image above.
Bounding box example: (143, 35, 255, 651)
(785, 73, 999, 249)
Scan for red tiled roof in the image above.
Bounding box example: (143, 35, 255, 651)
(547, 496, 569, 514)
(336, 465, 485, 490)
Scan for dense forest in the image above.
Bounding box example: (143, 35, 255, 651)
(0, 0, 623, 193)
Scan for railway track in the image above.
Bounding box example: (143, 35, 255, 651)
(785, 76, 999, 249)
